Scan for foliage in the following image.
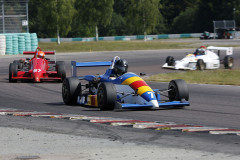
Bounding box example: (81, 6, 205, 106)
(99, 12, 127, 36)
(29, 0, 75, 38)
(57, 0, 76, 37)
(161, 0, 197, 32)
(28, 0, 240, 37)
(171, 6, 199, 33)
(74, 0, 114, 37)
(125, 0, 164, 35)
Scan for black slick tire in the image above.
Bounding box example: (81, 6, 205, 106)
(196, 59, 205, 70)
(97, 83, 116, 111)
(56, 61, 66, 82)
(62, 77, 81, 105)
(168, 79, 189, 102)
(9, 63, 18, 83)
(223, 56, 233, 69)
(13, 60, 23, 70)
(166, 56, 175, 66)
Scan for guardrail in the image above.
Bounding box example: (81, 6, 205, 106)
(38, 33, 202, 42)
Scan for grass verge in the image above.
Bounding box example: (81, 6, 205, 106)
(39, 41, 193, 53)
(39, 40, 240, 86)
(145, 69, 240, 86)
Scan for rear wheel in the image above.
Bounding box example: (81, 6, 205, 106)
(196, 59, 205, 70)
(56, 61, 66, 82)
(62, 77, 81, 105)
(97, 83, 116, 110)
(166, 56, 175, 66)
(9, 63, 18, 83)
(224, 56, 233, 69)
(168, 79, 189, 102)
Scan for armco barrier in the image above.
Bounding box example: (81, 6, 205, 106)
(38, 33, 202, 43)
(0, 33, 38, 55)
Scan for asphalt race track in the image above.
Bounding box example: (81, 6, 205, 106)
(1, 46, 240, 157)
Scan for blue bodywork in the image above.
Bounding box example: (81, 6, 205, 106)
(71, 58, 190, 109)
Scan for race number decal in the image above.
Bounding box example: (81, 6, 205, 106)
(147, 92, 154, 98)
(33, 69, 41, 73)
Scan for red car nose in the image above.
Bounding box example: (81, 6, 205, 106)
(33, 72, 42, 82)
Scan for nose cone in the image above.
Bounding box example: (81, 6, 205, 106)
(33, 72, 41, 82)
(150, 100, 159, 108)
(34, 76, 41, 82)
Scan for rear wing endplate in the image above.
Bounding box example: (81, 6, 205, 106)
(71, 61, 112, 77)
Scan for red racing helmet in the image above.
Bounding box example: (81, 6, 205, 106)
(36, 51, 45, 59)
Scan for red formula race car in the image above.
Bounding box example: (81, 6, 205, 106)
(9, 47, 66, 83)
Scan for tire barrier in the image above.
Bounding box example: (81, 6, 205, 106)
(12, 35, 19, 55)
(0, 33, 38, 55)
(18, 36, 25, 55)
(30, 33, 38, 51)
(0, 35, 6, 55)
(6, 35, 13, 55)
(24, 34, 31, 52)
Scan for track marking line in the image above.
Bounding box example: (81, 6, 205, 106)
(91, 119, 151, 124)
(0, 110, 34, 115)
(133, 123, 182, 129)
(210, 130, 240, 135)
(183, 127, 229, 132)
(13, 112, 61, 116)
(111, 121, 155, 126)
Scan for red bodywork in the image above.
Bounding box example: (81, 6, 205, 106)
(12, 48, 62, 82)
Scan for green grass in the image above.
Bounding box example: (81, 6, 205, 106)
(145, 69, 240, 86)
(39, 41, 192, 53)
(39, 39, 240, 53)
(39, 40, 240, 86)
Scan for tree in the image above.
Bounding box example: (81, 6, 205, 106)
(30, 0, 75, 38)
(29, 0, 41, 35)
(57, 0, 76, 37)
(74, 0, 114, 40)
(161, 0, 197, 33)
(195, 0, 235, 32)
(125, 0, 164, 35)
(171, 5, 199, 33)
(99, 12, 127, 36)
(234, 1, 240, 27)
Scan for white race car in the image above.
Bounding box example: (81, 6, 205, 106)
(162, 46, 233, 70)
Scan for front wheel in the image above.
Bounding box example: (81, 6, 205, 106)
(166, 56, 175, 66)
(97, 83, 117, 111)
(196, 59, 205, 70)
(62, 77, 81, 105)
(13, 60, 23, 70)
(9, 63, 18, 83)
(168, 79, 189, 102)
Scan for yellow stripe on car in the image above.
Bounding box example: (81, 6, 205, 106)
(137, 86, 153, 96)
(122, 76, 143, 85)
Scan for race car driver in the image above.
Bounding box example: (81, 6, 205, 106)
(36, 51, 45, 59)
(194, 46, 206, 56)
(114, 59, 128, 76)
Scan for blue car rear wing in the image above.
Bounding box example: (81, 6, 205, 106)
(71, 61, 112, 77)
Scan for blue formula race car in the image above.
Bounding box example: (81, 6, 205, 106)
(62, 56, 190, 110)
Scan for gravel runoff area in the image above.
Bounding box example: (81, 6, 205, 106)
(0, 127, 239, 160)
